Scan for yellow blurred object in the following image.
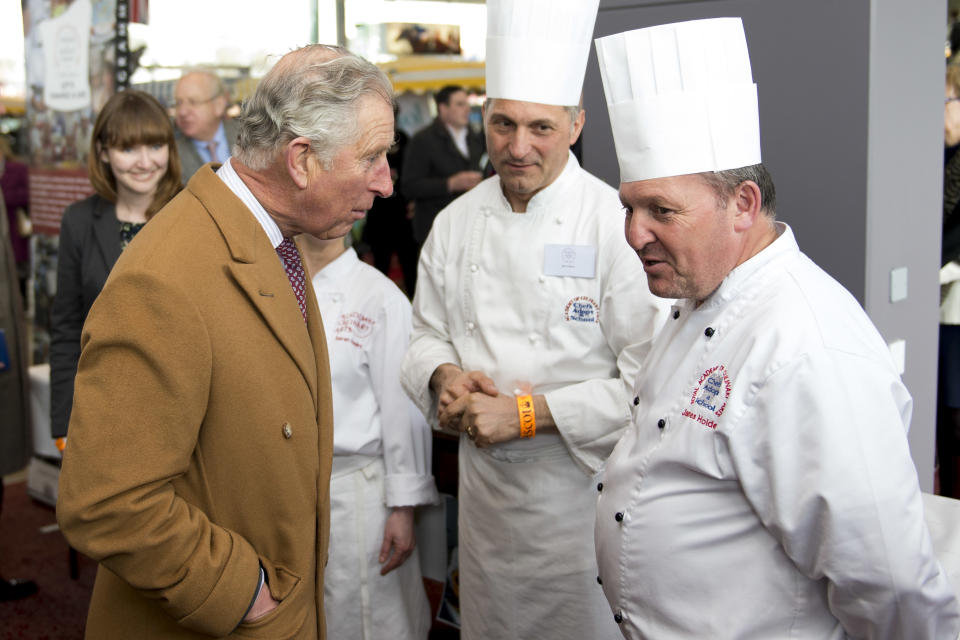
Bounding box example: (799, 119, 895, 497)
(377, 56, 485, 93)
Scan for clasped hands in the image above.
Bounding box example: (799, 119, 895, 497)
(432, 364, 522, 448)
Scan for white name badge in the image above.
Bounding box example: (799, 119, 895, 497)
(543, 244, 597, 278)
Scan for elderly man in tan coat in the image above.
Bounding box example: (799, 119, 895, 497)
(57, 45, 395, 639)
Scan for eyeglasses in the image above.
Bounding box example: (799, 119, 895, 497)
(947, 97, 960, 105)
(174, 96, 219, 109)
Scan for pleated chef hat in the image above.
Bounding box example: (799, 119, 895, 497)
(595, 17, 761, 183)
(486, 0, 600, 106)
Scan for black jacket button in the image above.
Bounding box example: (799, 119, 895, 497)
(704, 327, 715, 337)
(672, 309, 680, 319)
(597, 575, 603, 585)
(615, 511, 624, 522)
(597, 482, 603, 492)
(614, 611, 623, 624)
(633, 395, 640, 406)
(657, 418, 665, 429)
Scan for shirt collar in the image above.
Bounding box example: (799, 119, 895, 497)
(498, 149, 580, 214)
(215, 158, 284, 249)
(310, 246, 358, 291)
(696, 221, 795, 311)
(190, 122, 228, 161)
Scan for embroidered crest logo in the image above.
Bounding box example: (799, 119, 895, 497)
(680, 365, 731, 429)
(564, 296, 599, 323)
(335, 312, 375, 347)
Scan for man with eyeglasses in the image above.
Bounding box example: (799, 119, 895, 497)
(173, 69, 239, 181)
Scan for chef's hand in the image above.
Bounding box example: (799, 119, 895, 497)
(379, 506, 416, 576)
(430, 364, 498, 431)
(441, 392, 558, 447)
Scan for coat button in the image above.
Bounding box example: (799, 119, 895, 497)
(597, 575, 602, 585)
(704, 327, 715, 337)
(657, 418, 665, 430)
(633, 396, 639, 406)
(555, 217, 564, 225)
(470, 263, 479, 272)
(539, 275, 546, 283)
(673, 309, 680, 319)
(614, 511, 624, 522)
(614, 611, 623, 624)
(597, 482, 603, 492)
(466, 321, 475, 331)
(282, 423, 293, 439)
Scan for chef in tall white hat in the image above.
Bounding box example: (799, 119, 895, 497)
(400, 1, 668, 638)
(594, 17, 960, 639)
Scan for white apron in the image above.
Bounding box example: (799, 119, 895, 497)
(324, 456, 431, 640)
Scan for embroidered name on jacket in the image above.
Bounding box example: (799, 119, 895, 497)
(335, 312, 375, 347)
(681, 365, 731, 429)
(564, 296, 599, 322)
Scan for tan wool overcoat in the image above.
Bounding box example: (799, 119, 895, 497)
(57, 165, 334, 639)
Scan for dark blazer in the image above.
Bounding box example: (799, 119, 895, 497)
(49, 194, 122, 438)
(401, 118, 485, 244)
(0, 185, 32, 476)
(57, 166, 334, 638)
(175, 118, 240, 183)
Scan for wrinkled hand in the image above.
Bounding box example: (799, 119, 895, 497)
(447, 170, 484, 193)
(440, 392, 520, 448)
(431, 366, 499, 433)
(379, 507, 416, 575)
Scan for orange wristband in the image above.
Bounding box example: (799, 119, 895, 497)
(517, 394, 535, 438)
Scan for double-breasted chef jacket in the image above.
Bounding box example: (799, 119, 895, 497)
(596, 223, 960, 639)
(57, 164, 335, 640)
(401, 151, 669, 640)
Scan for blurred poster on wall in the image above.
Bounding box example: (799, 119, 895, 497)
(21, 0, 124, 362)
(23, 0, 124, 247)
(38, 0, 92, 112)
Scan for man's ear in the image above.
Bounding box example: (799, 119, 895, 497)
(569, 109, 585, 146)
(213, 95, 229, 119)
(285, 136, 314, 189)
(732, 180, 764, 232)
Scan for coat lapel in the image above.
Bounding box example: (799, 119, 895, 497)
(188, 167, 319, 408)
(92, 197, 122, 269)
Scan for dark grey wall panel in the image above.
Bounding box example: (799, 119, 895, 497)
(585, 0, 870, 302)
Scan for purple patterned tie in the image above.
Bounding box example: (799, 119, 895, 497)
(275, 237, 307, 324)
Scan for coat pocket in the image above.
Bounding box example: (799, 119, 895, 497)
(232, 565, 310, 639)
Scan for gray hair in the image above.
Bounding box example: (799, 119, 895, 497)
(699, 163, 777, 218)
(234, 45, 395, 170)
(483, 98, 582, 135)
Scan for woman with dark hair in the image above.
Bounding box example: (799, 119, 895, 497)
(50, 90, 181, 439)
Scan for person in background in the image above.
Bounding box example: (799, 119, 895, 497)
(0, 136, 30, 299)
(299, 231, 438, 639)
(361, 127, 419, 295)
(939, 63, 960, 498)
(49, 90, 181, 441)
(400, 1, 668, 638)
(56, 45, 395, 639)
(593, 18, 959, 638)
(401, 84, 485, 246)
(174, 69, 238, 182)
(0, 183, 36, 602)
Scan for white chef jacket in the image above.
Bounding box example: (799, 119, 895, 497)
(401, 152, 669, 639)
(596, 223, 960, 640)
(312, 247, 438, 639)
